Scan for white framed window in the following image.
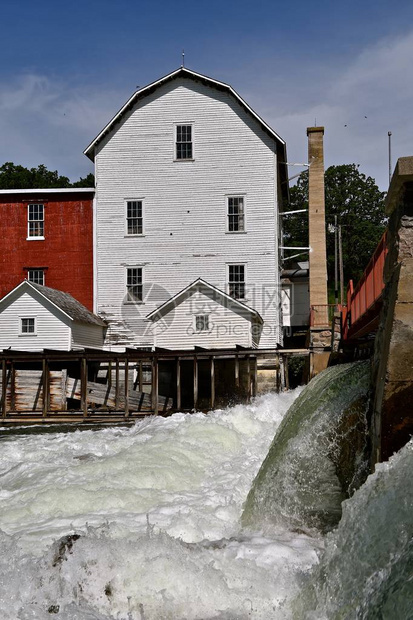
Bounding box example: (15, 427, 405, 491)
(126, 267, 143, 302)
(175, 124, 193, 160)
(20, 317, 36, 335)
(28, 269, 45, 286)
(228, 264, 245, 300)
(227, 196, 245, 232)
(27, 204, 44, 238)
(195, 315, 209, 332)
(126, 200, 144, 235)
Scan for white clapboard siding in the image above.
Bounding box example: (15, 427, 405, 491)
(0, 291, 71, 351)
(71, 323, 105, 349)
(149, 290, 257, 350)
(95, 77, 281, 349)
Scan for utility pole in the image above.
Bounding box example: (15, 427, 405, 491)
(334, 215, 338, 306)
(339, 224, 344, 305)
(388, 131, 392, 187)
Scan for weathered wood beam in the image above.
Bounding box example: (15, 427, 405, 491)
(115, 359, 120, 410)
(210, 356, 215, 410)
(246, 356, 251, 402)
(42, 358, 49, 417)
(151, 356, 159, 414)
(2, 360, 7, 419)
(124, 359, 130, 417)
(193, 356, 198, 410)
(176, 358, 181, 411)
(81, 357, 88, 418)
(235, 355, 240, 388)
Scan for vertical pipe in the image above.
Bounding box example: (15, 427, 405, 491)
(193, 356, 198, 410)
(176, 358, 181, 411)
(124, 358, 129, 417)
(210, 356, 215, 410)
(2, 360, 7, 419)
(138, 361, 143, 392)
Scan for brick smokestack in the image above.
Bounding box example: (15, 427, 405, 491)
(307, 127, 328, 314)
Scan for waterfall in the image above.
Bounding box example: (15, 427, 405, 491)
(243, 361, 371, 534)
(0, 362, 411, 619)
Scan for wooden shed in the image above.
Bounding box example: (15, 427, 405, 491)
(0, 281, 106, 351)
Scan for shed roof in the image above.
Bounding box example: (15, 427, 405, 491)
(146, 278, 263, 324)
(0, 281, 106, 327)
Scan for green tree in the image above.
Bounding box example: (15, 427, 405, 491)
(0, 162, 95, 189)
(71, 172, 95, 187)
(283, 164, 386, 285)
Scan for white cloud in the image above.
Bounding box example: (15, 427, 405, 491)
(264, 30, 413, 190)
(0, 30, 412, 189)
(0, 74, 128, 181)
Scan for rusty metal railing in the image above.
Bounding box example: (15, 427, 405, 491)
(342, 231, 388, 340)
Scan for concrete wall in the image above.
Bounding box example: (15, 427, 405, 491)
(371, 157, 413, 464)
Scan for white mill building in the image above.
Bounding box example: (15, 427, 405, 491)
(84, 67, 291, 351)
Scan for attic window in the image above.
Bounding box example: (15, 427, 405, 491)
(176, 125, 193, 160)
(195, 315, 209, 332)
(20, 317, 36, 334)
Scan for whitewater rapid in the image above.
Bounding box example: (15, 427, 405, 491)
(0, 390, 321, 619)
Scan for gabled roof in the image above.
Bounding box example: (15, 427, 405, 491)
(84, 67, 287, 163)
(146, 278, 263, 324)
(0, 281, 106, 327)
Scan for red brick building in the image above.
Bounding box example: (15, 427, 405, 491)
(0, 189, 94, 311)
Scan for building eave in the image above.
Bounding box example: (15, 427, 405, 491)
(146, 277, 263, 324)
(0, 188, 95, 195)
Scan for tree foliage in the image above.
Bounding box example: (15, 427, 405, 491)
(0, 162, 94, 189)
(283, 164, 386, 285)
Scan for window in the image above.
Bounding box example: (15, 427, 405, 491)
(227, 197, 245, 232)
(28, 269, 45, 286)
(126, 268, 143, 302)
(28, 204, 44, 238)
(21, 318, 36, 334)
(176, 125, 193, 160)
(195, 315, 209, 332)
(228, 264, 245, 299)
(126, 200, 143, 235)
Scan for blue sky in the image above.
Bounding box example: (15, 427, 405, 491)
(1, 0, 413, 189)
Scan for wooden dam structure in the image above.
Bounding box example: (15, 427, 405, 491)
(0, 347, 307, 425)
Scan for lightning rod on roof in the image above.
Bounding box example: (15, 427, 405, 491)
(182, 50, 185, 67)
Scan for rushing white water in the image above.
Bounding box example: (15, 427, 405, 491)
(1, 374, 412, 620)
(0, 390, 322, 620)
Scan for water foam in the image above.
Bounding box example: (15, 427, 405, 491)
(0, 390, 320, 619)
